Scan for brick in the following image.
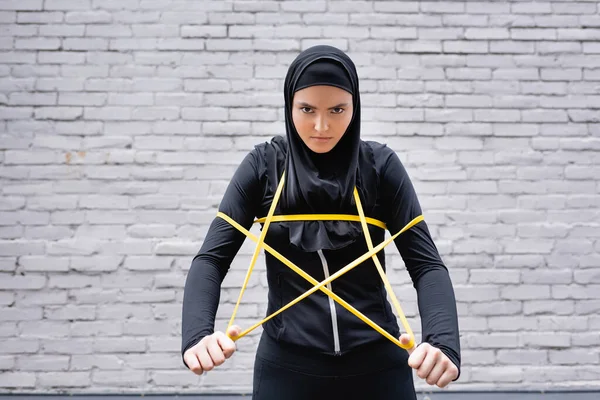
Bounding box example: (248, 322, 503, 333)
(524, 300, 574, 316)
(0, 339, 39, 353)
(539, 316, 588, 332)
(550, 349, 599, 365)
(512, 2, 551, 14)
(71, 355, 123, 371)
(511, 28, 556, 40)
(65, 10, 111, 23)
(444, 40, 488, 53)
(45, 0, 91, 10)
(490, 40, 535, 54)
(0, 1, 43, 10)
(537, 41, 582, 54)
(471, 301, 522, 316)
(559, 29, 600, 41)
(0, 11, 16, 22)
(39, 24, 84, 36)
(446, 68, 491, 80)
(553, 285, 600, 300)
(39, 372, 90, 387)
(63, 37, 108, 50)
(467, 333, 519, 349)
(497, 350, 547, 365)
(0, 372, 36, 388)
(466, 2, 510, 14)
(16, 355, 69, 371)
(0, 273, 46, 289)
(93, 338, 146, 353)
(522, 333, 570, 348)
(15, 37, 60, 49)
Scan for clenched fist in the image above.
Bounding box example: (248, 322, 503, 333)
(184, 325, 241, 375)
(400, 333, 459, 388)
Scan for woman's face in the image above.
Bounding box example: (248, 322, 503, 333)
(292, 85, 353, 154)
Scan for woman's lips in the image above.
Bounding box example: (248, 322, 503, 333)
(311, 137, 332, 142)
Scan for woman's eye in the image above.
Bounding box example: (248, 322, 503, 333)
(300, 107, 312, 113)
(331, 108, 344, 114)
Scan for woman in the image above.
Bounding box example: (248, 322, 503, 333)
(181, 45, 460, 399)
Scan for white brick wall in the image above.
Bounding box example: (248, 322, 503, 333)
(1, 0, 600, 394)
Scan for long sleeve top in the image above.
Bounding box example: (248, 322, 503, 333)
(181, 139, 461, 379)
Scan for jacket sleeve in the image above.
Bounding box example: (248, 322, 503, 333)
(181, 150, 261, 368)
(379, 146, 462, 380)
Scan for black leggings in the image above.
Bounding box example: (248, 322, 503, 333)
(252, 333, 417, 400)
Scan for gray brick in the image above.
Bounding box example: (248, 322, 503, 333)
(0, 1, 43, 10)
(539, 315, 588, 332)
(467, 333, 519, 349)
(37, 51, 85, 64)
(65, 10, 111, 23)
(45, 0, 91, 10)
(553, 284, 600, 300)
(394, 40, 441, 53)
(558, 28, 600, 41)
(524, 300, 574, 316)
(38, 372, 90, 387)
(9, 92, 56, 106)
(0, 11, 16, 22)
(91, 0, 139, 10)
(63, 37, 108, 50)
(522, 333, 570, 348)
(0, 24, 37, 36)
(15, 37, 60, 49)
(16, 355, 69, 371)
(447, 68, 491, 80)
(0, 51, 36, 64)
(490, 40, 535, 54)
(537, 41, 582, 54)
(444, 40, 488, 53)
(39, 24, 84, 36)
(466, 2, 510, 14)
(511, 28, 556, 40)
(522, 109, 568, 122)
(71, 355, 123, 370)
(0, 355, 15, 369)
(0, 372, 36, 388)
(0, 306, 42, 321)
(93, 338, 146, 353)
(497, 349, 547, 365)
(0, 338, 39, 353)
(471, 301, 522, 316)
(549, 349, 599, 365)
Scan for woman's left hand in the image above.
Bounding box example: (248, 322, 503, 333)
(399, 334, 459, 388)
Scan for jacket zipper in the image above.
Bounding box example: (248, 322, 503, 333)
(317, 249, 341, 355)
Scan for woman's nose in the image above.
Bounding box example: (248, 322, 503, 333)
(314, 115, 329, 132)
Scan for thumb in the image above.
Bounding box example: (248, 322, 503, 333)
(399, 333, 415, 355)
(226, 325, 242, 340)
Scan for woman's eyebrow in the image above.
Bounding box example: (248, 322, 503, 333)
(296, 101, 349, 109)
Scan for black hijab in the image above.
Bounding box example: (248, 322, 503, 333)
(260, 45, 377, 252)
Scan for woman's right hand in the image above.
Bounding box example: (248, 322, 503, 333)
(184, 325, 242, 375)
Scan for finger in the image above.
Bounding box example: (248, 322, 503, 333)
(399, 334, 415, 355)
(437, 368, 458, 388)
(216, 331, 237, 359)
(425, 357, 447, 386)
(206, 335, 226, 367)
(416, 347, 441, 380)
(196, 343, 215, 372)
(408, 343, 428, 369)
(227, 325, 242, 339)
(184, 351, 203, 375)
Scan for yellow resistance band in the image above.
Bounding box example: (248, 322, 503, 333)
(220, 173, 423, 351)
